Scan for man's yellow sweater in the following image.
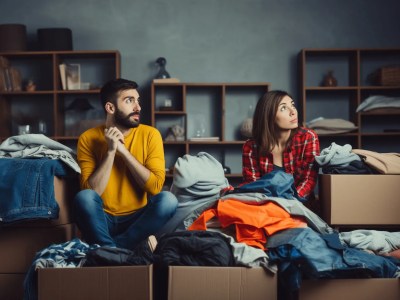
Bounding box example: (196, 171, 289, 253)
(77, 124, 165, 216)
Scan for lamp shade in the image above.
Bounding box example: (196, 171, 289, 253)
(37, 28, 73, 51)
(0, 24, 27, 52)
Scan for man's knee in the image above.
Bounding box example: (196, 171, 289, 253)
(74, 189, 101, 212)
(154, 191, 178, 216)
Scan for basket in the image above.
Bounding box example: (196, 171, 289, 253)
(369, 66, 400, 86)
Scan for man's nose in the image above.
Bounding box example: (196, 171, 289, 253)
(133, 102, 141, 110)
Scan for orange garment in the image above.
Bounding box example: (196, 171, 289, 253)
(189, 199, 307, 250)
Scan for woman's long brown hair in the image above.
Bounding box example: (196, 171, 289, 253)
(252, 90, 297, 155)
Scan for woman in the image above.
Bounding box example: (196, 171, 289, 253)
(242, 90, 320, 200)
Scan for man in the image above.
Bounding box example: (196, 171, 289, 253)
(73, 78, 177, 250)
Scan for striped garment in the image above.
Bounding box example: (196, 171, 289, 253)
(24, 238, 99, 300)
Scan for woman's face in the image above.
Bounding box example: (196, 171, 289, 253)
(275, 95, 298, 130)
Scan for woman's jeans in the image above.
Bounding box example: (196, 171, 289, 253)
(73, 189, 178, 249)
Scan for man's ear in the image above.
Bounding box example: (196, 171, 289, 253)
(105, 102, 115, 114)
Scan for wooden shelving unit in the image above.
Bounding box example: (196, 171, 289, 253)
(151, 82, 270, 187)
(0, 50, 120, 148)
(298, 48, 400, 152)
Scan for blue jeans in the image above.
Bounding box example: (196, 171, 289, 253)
(73, 189, 178, 249)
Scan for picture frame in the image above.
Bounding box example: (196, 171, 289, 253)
(66, 63, 80, 90)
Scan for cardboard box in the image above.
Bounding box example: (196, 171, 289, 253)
(299, 278, 400, 300)
(167, 266, 277, 300)
(0, 274, 25, 300)
(319, 174, 400, 225)
(38, 265, 153, 300)
(51, 175, 79, 226)
(0, 223, 75, 273)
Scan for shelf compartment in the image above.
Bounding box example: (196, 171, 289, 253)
(152, 84, 184, 112)
(303, 89, 358, 125)
(154, 114, 186, 142)
(224, 84, 268, 142)
(360, 135, 400, 152)
(2, 54, 54, 91)
(301, 49, 358, 87)
(360, 113, 400, 134)
(55, 51, 120, 90)
(186, 85, 222, 140)
(59, 94, 105, 138)
(360, 49, 400, 86)
(8, 94, 54, 136)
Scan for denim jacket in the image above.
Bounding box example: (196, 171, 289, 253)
(0, 158, 68, 224)
(267, 227, 400, 291)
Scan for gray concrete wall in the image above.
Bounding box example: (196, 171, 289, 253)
(1, 0, 400, 124)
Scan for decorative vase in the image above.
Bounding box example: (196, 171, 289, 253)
(322, 70, 338, 87)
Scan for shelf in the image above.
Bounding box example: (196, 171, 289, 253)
(317, 132, 359, 137)
(154, 111, 186, 115)
(360, 132, 400, 136)
(56, 89, 101, 94)
(360, 86, 400, 90)
(299, 48, 400, 152)
(359, 110, 400, 116)
(0, 90, 55, 95)
(151, 82, 270, 187)
(0, 50, 120, 142)
(305, 86, 358, 91)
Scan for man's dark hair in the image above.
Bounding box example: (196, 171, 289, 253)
(100, 78, 139, 112)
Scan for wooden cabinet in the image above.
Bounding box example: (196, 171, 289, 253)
(299, 48, 400, 152)
(151, 82, 270, 187)
(0, 50, 120, 148)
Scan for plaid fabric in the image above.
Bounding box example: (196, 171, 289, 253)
(242, 128, 320, 199)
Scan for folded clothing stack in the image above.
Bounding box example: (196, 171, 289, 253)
(307, 117, 358, 134)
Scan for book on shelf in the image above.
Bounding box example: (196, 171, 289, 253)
(59, 63, 67, 90)
(9, 67, 22, 91)
(0, 67, 20, 91)
(0, 56, 10, 69)
(0, 56, 22, 91)
(0, 68, 6, 91)
(189, 136, 220, 142)
(65, 63, 81, 90)
(153, 78, 180, 83)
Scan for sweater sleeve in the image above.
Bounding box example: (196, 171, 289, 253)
(142, 128, 166, 195)
(76, 129, 101, 190)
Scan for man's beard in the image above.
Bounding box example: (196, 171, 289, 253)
(114, 108, 140, 129)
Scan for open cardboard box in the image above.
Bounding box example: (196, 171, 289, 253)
(0, 223, 75, 274)
(299, 278, 400, 300)
(38, 265, 153, 300)
(319, 174, 400, 226)
(167, 266, 276, 300)
(0, 274, 25, 300)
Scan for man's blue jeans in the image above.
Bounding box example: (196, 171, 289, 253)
(73, 189, 178, 249)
